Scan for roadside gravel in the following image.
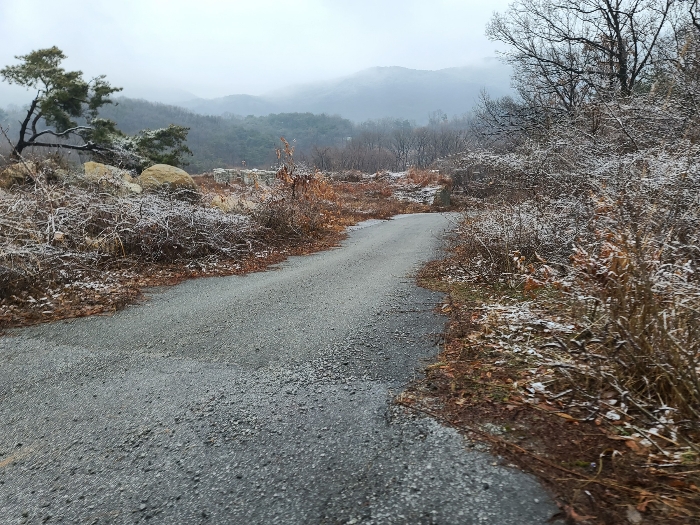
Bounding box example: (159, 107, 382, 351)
(0, 213, 558, 524)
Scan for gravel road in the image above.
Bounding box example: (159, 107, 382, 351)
(0, 213, 558, 524)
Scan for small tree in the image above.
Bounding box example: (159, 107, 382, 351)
(0, 47, 122, 157)
(0, 47, 192, 169)
(276, 138, 306, 198)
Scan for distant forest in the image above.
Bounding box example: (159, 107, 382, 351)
(0, 98, 354, 172)
(99, 98, 357, 172)
(0, 97, 472, 173)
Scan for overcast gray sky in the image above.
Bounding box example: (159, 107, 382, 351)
(0, 0, 511, 105)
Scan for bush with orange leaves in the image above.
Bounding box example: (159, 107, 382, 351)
(405, 167, 452, 189)
(254, 138, 339, 239)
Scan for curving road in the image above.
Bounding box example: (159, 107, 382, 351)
(0, 213, 557, 524)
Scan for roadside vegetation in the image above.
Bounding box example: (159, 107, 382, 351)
(0, 47, 451, 329)
(0, 147, 447, 329)
(400, 1, 700, 523)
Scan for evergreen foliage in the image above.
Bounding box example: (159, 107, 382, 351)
(0, 47, 191, 171)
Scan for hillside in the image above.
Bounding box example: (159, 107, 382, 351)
(181, 65, 512, 123)
(96, 99, 355, 172)
(1, 64, 509, 172)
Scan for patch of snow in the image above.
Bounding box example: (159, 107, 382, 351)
(604, 410, 621, 421)
(393, 184, 443, 205)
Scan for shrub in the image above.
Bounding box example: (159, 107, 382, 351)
(0, 168, 260, 301)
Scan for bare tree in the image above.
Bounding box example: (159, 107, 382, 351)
(487, 0, 678, 114)
(311, 145, 333, 170)
(390, 127, 413, 171)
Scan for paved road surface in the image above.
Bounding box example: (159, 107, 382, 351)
(0, 213, 558, 524)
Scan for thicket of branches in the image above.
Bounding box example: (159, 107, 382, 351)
(0, 166, 260, 303)
(0, 139, 337, 314)
(451, 0, 700, 446)
(306, 114, 472, 173)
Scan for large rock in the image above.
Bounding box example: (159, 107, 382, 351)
(0, 162, 36, 189)
(212, 168, 242, 185)
(84, 161, 128, 182)
(242, 169, 277, 187)
(211, 168, 277, 187)
(82, 161, 142, 195)
(138, 164, 198, 193)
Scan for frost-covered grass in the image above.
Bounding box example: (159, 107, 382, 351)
(0, 160, 442, 327)
(447, 197, 587, 283)
(0, 177, 263, 303)
(444, 110, 700, 457)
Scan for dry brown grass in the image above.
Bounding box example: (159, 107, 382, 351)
(412, 157, 700, 522)
(404, 167, 453, 188)
(413, 255, 700, 524)
(331, 179, 430, 224)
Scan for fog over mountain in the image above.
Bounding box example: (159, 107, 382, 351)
(180, 64, 513, 124)
(1, 60, 514, 172)
(1, 63, 512, 124)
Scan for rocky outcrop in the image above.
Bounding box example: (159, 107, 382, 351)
(137, 164, 198, 193)
(212, 168, 242, 185)
(432, 185, 451, 207)
(212, 168, 276, 187)
(82, 161, 142, 195)
(243, 170, 277, 187)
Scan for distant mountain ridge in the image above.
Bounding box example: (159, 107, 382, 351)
(181, 65, 512, 123)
